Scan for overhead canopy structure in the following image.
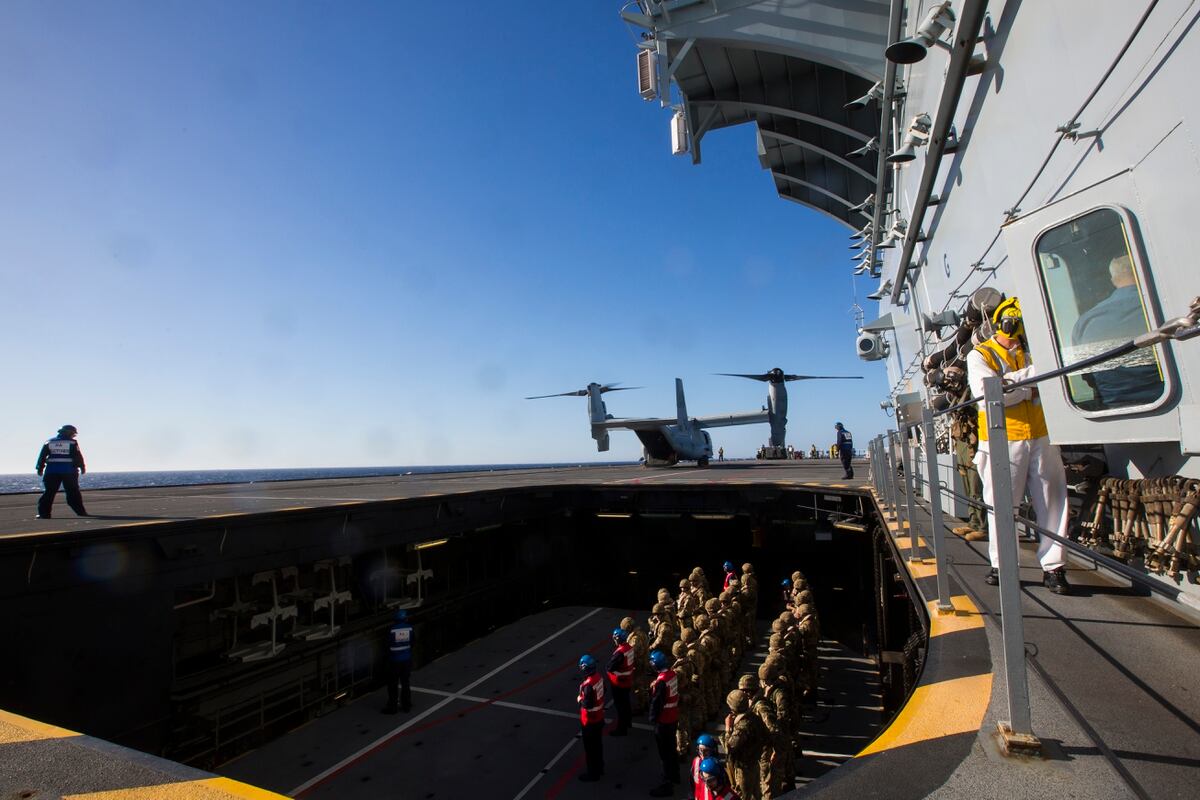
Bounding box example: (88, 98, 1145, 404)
(624, 0, 891, 229)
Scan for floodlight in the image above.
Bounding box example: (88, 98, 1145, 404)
(846, 137, 878, 159)
(848, 193, 875, 214)
(886, 1, 956, 64)
(844, 81, 884, 110)
(887, 113, 933, 164)
(867, 280, 894, 301)
(850, 223, 873, 240)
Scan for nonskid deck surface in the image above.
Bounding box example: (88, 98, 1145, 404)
(221, 606, 884, 799)
(0, 461, 867, 540)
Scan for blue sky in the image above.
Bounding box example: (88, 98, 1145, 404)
(0, 1, 890, 472)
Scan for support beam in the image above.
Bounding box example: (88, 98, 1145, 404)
(759, 129, 876, 182)
(689, 99, 872, 142)
(867, 0, 905, 283)
(778, 194, 855, 230)
(772, 172, 856, 208)
(891, 0, 990, 303)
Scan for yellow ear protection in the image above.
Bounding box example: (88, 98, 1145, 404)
(992, 296, 1024, 338)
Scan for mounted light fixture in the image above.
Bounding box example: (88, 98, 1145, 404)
(867, 279, 895, 301)
(888, 113, 933, 163)
(844, 81, 883, 110)
(886, 1, 956, 64)
(850, 223, 874, 241)
(850, 239, 868, 251)
(670, 109, 689, 155)
(848, 193, 875, 214)
(877, 217, 909, 249)
(846, 136, 878, 159)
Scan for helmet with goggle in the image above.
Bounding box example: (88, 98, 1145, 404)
(992, 296, 1025, 338)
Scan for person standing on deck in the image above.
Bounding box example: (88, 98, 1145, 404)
(577, 654, 606, 782)
(648, 650, 682, 797)
(35, 425, 88, 519)
(382, 609, 413, 713)
(606, 628, 634, 736)
(967, 296, 1073, 595)
(834, 423, 854, 479)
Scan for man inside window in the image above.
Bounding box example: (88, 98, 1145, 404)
(1070, 254, 1161, 406)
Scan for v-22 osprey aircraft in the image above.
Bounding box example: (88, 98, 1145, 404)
(525, 379, 768, 466)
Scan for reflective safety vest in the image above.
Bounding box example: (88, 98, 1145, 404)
(691, 756, 716, 800)
(578, 673, 605, 726)
(974, 338, 1049, 442)
(388, 622, 413, 662)
(608, 642, 634, 688)
(651, 668, 680, 724)
(44, 438, 76, 475)
(723, 572, 736, 591)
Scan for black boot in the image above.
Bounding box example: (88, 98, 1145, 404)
(1043, 567, 1074, 595)
(984, 568, 999, 585)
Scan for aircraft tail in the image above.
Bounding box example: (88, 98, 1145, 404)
(587, 384, 611, 452)
(675, 378, 688, 426)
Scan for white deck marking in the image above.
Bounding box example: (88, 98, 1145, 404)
(412, 686, 654, 729)
(511, 734, 580, 800)
(289, 607, 604, 797)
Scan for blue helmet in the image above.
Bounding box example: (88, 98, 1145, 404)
(723, 561, 735, 572)
(579, 654, 597, 675)
(781, 578, 792, 588)
(835, 422, 844, 430)
(612, 627, 627, 643)
(394, 608, 408, 621)
(696, 733, 716, 750)
(699, 757, 725, 781)
(649, 650, 668, 671)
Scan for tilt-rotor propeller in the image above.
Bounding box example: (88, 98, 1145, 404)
(524, 382, 641, 400)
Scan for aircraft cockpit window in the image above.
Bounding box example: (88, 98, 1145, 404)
(1034, 207, 1166, 413)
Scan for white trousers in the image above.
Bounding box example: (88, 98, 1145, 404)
(974, 436, 1068, 572)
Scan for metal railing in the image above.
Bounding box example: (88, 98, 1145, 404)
(864, 298, 1200, 750)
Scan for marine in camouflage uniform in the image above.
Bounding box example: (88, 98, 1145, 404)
(723, 689, 767, 800)
(622, 616, 650, 712)
(681, 627, 709, 725)
(760, 658, 796, 793)
(950, 387, 987, 539)
(671, 640, 695, 758)
(677, 578, 699, 632)
(691, 567, 712, 605)
(649, 602, 679, 656)
(738, 675, 777, 800)
(695, 614, 722, 719)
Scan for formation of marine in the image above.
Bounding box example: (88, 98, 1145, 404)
(610, 561, 822, 800)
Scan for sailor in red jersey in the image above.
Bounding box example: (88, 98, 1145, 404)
(576, 654, 605, 782)
(606, 627, 634, 735)
(691, 733, 719, 800)
(648, 649, 681, 797)
(722, 561, 737, 591)
(699, 757, 741, 800)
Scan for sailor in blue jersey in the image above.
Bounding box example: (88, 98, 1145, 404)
(834, 423, 854, 479)
(35, 425, 89, 519)
(382, 608, 414, 713)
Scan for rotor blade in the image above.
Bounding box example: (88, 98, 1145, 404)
(782, 375, 864, 381)
(600, 385, 642, 393)
(715, 373, 772, 381)
(523, 390, 588, 399)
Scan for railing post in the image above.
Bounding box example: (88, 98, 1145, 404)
(900, 424, 920, 561)
(922, 406, 954, 613)
(982, 375, 1039, 753)
(872, 437, 884, 497)
(885, 431, 902, 522)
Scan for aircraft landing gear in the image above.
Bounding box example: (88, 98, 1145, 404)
(698, 457, 709, 467)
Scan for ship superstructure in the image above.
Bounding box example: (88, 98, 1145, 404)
(625, 0, 1200, 602)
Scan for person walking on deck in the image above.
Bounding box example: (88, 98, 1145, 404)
(36, 425, 88, 519)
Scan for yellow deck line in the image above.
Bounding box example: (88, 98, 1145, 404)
(64, 779, 291, 799)
(928, 595, 985, 637)
(906, 560, 938, 579)
(892, 536, 927, 549)
(0, 708, 81, 742)
(856, 672, 992, 756)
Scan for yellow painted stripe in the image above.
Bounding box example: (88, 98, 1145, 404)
(275, 506, 311, 512)
(201, 777, 294, 799)
(893, 536, 927, 549)
(906, 560, 938, 579)
(856, 672, 992, 756)
(0, 709, 82, 742)
(64, 779, 291, 799)
(928, 595, 985, 637)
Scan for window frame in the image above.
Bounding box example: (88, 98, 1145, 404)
(1030, 203, 1174, 418)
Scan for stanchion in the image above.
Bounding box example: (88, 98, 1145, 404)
(886, 431, 902, 523)
(982, 376, 1040, 755)
(922, 407, 954, 612)
(899, 424, 919, 561)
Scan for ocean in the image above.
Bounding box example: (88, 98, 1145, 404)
(0, 463, 631, 495)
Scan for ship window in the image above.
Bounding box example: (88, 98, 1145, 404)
(1034, 207, 1164, 412)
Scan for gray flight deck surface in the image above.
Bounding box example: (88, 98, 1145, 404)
(3, 461, 1198, 799)
(0, 461, 861, 539)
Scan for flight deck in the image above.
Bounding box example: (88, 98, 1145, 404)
(1, 462, 1197, 799)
